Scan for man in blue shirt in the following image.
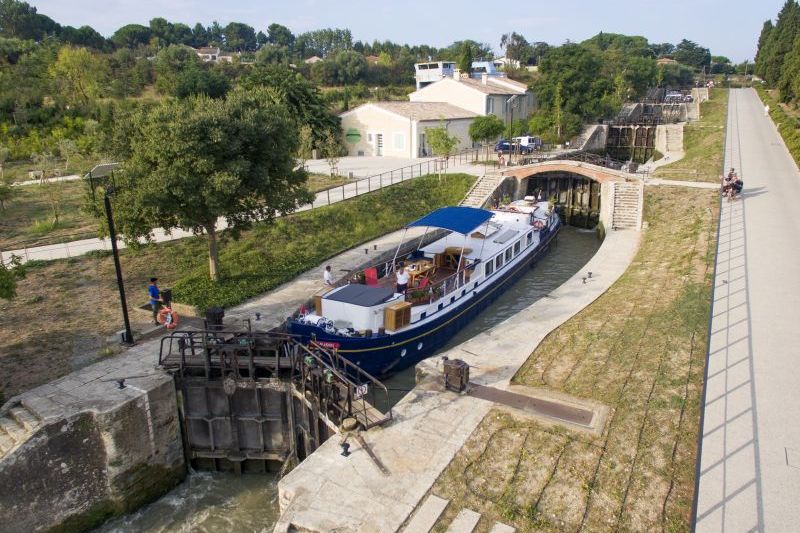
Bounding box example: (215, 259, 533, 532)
(148, 277, 162, 325)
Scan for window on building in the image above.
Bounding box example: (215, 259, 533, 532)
(514, 241, 521, 255)
(393, 132, 405, 150)
(505, 248, 512, 262)
(485, 261, 494, 277)
(487, 97, 494, 114)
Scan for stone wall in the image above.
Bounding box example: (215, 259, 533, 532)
(0, 377, 185, 531)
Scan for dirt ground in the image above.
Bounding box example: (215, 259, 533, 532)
(0, 237, 205, 401)
(431, 185, 719, 532)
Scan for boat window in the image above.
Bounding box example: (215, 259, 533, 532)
(495, 255, 503, 269)
(527, 231, 533, 245)
(485, 261, 494, 276)
(514, 241, 521, 255)
(505, 248, 512, 261)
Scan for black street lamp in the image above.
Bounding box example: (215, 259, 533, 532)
(104, 185, 134, 345)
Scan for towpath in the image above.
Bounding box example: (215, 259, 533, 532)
(694, 88, 800, 531)
(1, 159, 480, 265)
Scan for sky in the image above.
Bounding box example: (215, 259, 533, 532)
(29, 0, 785, 63)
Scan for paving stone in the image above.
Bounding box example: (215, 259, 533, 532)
(403, 494, 449, 533)
(446, 509, 481, 533)
(489, 522, 516, 533)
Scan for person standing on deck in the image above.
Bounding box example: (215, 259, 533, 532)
(396, 266, 409, 294)
(148, 278, 163, 325)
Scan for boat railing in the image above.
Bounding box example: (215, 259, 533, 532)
(403, 259, 480, 306)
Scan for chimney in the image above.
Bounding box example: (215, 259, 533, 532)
(481, 72, 489, 85)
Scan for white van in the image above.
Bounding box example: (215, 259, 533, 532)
(512, 136, 543, 150)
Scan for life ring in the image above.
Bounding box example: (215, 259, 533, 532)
(158, 307, 179, 329)
(533, 219, 545, 230)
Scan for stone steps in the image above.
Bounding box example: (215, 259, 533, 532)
(612, 182, 643, 230)
(403, 494, 516, 533)
(460, 175, 503, 208)
(0, 404, 42, 458)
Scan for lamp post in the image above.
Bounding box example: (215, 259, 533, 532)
(104, 185, 134, 345)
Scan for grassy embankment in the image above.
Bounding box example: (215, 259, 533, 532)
(755, 85, 800, 165)
(653, 88, 727, 183)
(430, 91, 727, 532)
(0, 173, 474, 400)
(0, 172, 358, 250)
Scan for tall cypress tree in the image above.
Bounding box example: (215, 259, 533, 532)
(760, 0, 800, 85)
(754, 20, 774, 76)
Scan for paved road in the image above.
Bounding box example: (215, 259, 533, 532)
(695, 88, 800, 531)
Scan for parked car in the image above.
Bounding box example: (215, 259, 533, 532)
(494, 140, 535, 154)
(512, 135, 543, 150)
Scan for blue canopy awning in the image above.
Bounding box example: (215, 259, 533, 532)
(407, 206, 493, 235)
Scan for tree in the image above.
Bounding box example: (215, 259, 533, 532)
(322, 130, 342, 176)
(0, 180, 15, 210)
(0, 0, 60, 40)
(32, 152, 63, 225)
(297, 124, 314, 170)
(673, 39, 711, 69)
(267, 23, 295, 48)
(107, 87, 312, 282)
(332, 50, 367, 84)
(111, 24, 152, 49)
(59, 25, 107, 50)
(223, 22, 256, 52)
(469, 115, 505, 144)
(0, 255, 25, 300)
(457, 41, 475, 74)
(0, 145, 8, 179)
(49, 46, 110, 106)
(154, 44, 201, 95)
(500, 32, 531, 65)
(426, 124, 460, 179)
(174, 65, 230, 98)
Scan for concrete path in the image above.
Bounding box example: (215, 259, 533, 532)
(10, 174, 82, 187)
(644, 178, 719, 189)
(3, 162, 482, 265)
(274, 228, 641, 532)
(695, 88, 800, 531)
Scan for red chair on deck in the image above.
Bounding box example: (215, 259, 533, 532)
(364, 267, 379, 286)
(417, 276, 430, 289)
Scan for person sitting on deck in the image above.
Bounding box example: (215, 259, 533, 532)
(395, 266, 409, 294)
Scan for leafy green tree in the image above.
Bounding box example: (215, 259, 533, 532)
(154, 44, 201, 95)
(59, 25, 107, 50)
(107, 87, 312, 281)
(174, 65, 230, 98)
(49, 46, 110, 107)
(426, 124, 460, 178)
(240, 65, 340, 145)
(322, 130, 342, 176)
(191, 23, 209, 47)
(267, 23, 295, 48)
(223, 22, 257, 52)
(0, 0, 60, 40)
(332, 50, 367, 84)
(500, 32, 532, 65)
(0, 255, 25, 299)
(297, 124, 314, 169)
(255, 44, 291, 65)
(673, 39, 711, 69)
(457, 41, 475, 74)
(111, 24, 152, 49)
(469, 115, 505, 144)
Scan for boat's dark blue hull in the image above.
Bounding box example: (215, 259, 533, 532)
(288, 221, 561, 379)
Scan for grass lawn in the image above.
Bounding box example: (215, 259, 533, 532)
(654, 88, 728, 183)
(429, 94, 727, 532)
(305, 172, 356, 193)
(0, 180, 98, 249)
(0, 173, 474, 400)
(755, 85, 800, 167)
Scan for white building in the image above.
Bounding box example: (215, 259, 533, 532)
(409, 74, 535, 124)
(340, 101, 478, 158)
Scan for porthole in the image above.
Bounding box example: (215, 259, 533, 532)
(401, 348, 407, 357)
(417, 342, 423, 351)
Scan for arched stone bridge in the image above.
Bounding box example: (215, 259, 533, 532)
(497, 160, 644, 230)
